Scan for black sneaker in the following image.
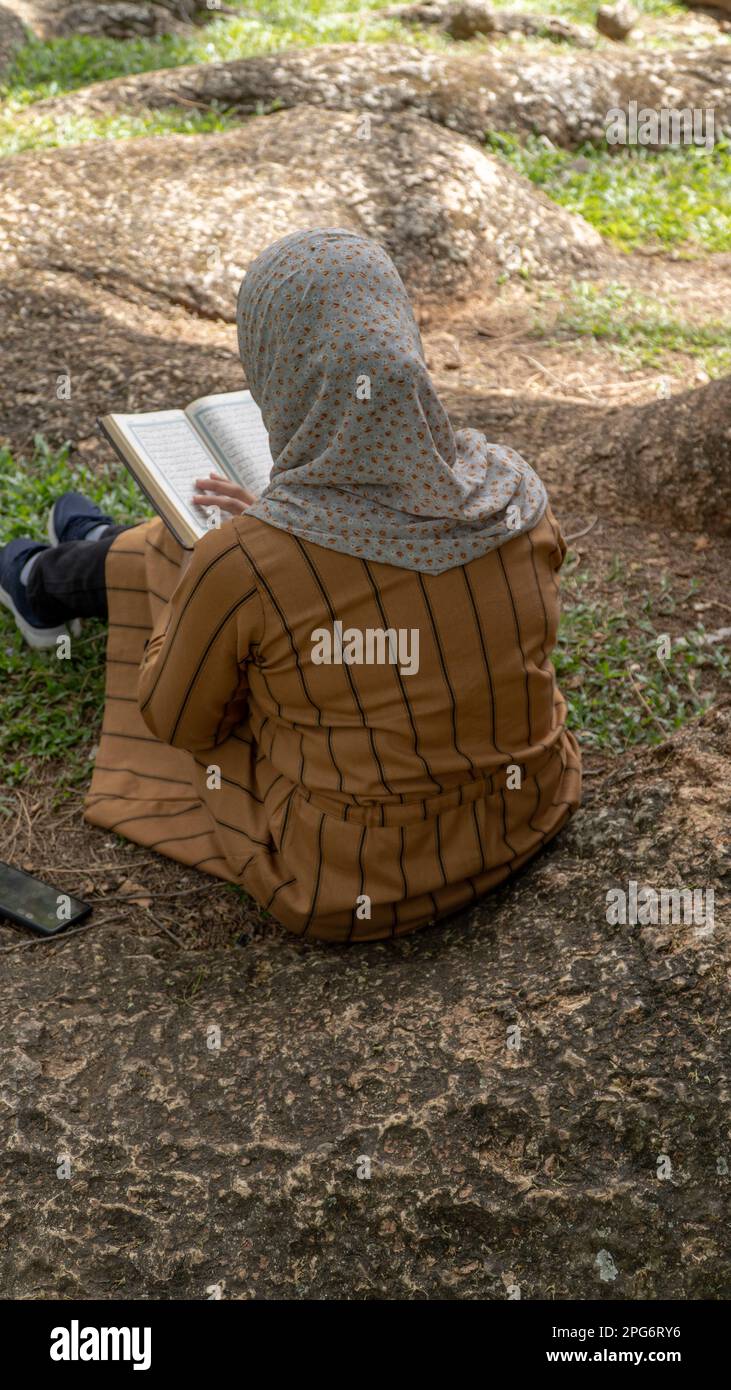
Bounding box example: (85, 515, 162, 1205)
(0, 538, 69, 650)
(48, 491, 115, 545)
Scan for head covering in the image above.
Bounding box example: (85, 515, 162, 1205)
(237, 228, 547, 575)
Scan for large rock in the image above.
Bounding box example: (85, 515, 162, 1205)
(50, 2, 191, 37)
(1, 702, 729, 1298)
(28, 41, 731, 148)
(567, 373, 731, 537)
(383, 1, 596, 46)
(596, 3, 638, 41)
(1, 0, 212, 37)
(446, 371, 731, 539)
(0, 106, 602, 322)
(0, 105, 601, 456)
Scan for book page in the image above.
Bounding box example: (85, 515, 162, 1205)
(187, 391, 273, 498)
(119, 411, 225, 538)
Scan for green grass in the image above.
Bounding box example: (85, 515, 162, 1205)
(0, 440, 150, 798)
(0, 103, 241, 157)
(485, 133, 731, 254)
(536, 281, 731, 377)
(1, 443, 727, 797)
(0, 438, 147, 543)
(0, 3, 443, 109)
(554, 567, 730, 752)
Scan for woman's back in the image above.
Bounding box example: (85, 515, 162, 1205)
(233, 505, 572, 813)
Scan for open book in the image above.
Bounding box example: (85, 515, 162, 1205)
(98, 390, 274, 549)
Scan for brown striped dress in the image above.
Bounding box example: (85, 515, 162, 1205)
(84, 504, 581, 942)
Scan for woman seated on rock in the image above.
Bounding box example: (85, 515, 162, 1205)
(0, 228, 581, 942)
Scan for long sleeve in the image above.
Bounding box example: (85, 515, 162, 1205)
(137, 524, 263, 753)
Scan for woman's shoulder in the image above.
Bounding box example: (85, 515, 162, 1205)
(187, 518, 262, 586)
(230, 511, 309, 570)
(194, 515, 261, 563)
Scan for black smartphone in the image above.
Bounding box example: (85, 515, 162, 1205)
(0, 861, 92, 936)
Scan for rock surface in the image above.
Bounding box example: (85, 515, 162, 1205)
(50, 1, 190, 36)
(0, 105, 602, 321)
(1, 702, 729, 1299)
(384, 0, 596, 46)
(596, 3, 637, 41)
(29, 41, 731, 148)
(572, 374, 731, 537)
(2, 0, 210, 37)
(572, 375, 731, 536)
(449, 373, 731, 538)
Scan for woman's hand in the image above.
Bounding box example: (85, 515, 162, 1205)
(192, 473, 255, 517)
(178, 474, 255, 576)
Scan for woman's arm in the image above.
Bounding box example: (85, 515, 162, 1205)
(137, 524, 262, 752)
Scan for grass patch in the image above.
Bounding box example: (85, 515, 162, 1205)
(0, 438, 147, 544)
(554, 564, 730, 752)
(1, 443, 727, 797)
(0, 440, 150, 798)
(536, 281, 731, 377)
(0, 103, 241, 157)
(0, 3, 444, 109)
(485, 133, 731, 254)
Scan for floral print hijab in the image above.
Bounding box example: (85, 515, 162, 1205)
(237, 228, 547, 575)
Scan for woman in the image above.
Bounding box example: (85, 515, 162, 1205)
(0, 228, 580, 942)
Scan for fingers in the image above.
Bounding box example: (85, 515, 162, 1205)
(194, 474, 232, 492)
(195, 474, 255, 504)
(192, 492, 247, 516)
(192, 474, 255, 517)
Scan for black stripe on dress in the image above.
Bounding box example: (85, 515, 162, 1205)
(462, 566, 501, 752)
(526, 528, 549, 666)
(108, 802, 200, 831)
(146, 538, 182, 569)
(236, 536, 337, 789)
(361, 560, 438, 795)
(138, 544, 243, 712)
(264, 878, 296, 911)
(417, 572, 476, 776)
(91, 764, 192, 787)
(278, 787, 296, 852)
(168, 590, 259, 743)
(497, 546, 532, 747)
(348, 824, 368, 944)
(303, 811, 325, 937)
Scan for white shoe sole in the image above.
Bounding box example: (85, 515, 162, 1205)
(0, 584, 69, 651)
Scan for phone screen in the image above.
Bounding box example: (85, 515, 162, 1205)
(0, 861, 91, 935)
